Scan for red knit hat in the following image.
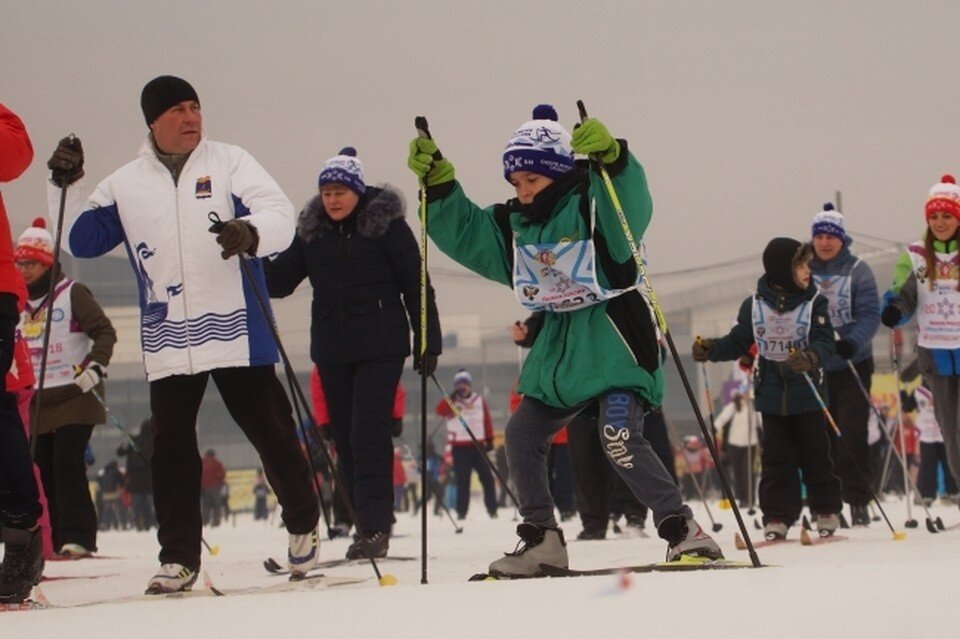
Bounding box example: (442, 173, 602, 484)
(14, 218, 54, 267)
(925, 174, 960, 221)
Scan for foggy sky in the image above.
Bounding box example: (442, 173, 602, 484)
(4, 0, 960, 331)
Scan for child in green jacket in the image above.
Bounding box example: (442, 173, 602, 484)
(408, 104, 721, 576)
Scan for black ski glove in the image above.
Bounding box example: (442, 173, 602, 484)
(881, 305, 902, 328)
(47, 136, 84, 187)
(834, 339, 855, 360)
(414, 352, 438, 377)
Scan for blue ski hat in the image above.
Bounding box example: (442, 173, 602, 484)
(811, 203, 845, 241)
(502, 104, 574, 182)
(318, 147, 366, 196)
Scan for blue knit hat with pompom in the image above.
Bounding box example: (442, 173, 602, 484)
(502, 104, 574, 182)
(318, 146, 366, 196)
(811, 202, 845, 241)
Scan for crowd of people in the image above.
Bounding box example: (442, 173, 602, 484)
(3, 72, 960, 602)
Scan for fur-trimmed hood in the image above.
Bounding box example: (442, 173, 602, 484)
(297, 184, 406, 243)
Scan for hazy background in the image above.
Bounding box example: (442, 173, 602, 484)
(4, 1, 960, 466)
(6, 1, 960, 298)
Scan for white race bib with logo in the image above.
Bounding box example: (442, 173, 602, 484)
(908, 243, 960, 349)
(751, 295, 815, 362)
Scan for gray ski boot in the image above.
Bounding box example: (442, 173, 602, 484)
(658, 514, 724, 561)
(488, 523, 568, 577)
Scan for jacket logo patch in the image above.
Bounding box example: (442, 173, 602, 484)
(195, 176, 212, 199)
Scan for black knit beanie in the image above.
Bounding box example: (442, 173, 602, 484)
(140, 76, 199, 125)
(763, 237, 805, 292)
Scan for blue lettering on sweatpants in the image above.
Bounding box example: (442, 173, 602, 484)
(603, 392, 634, 469)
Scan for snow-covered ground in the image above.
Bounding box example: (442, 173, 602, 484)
(5, 497, 957, 638)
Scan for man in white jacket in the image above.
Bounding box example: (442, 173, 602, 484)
(46, 76, 320, 593)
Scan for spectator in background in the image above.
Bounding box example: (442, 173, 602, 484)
(97, 460, 125, 531)
(253, 468, 271, 521)
(117, 419, 155, 531)
(200, 449, 226, 527)
(714, 392, 762, 506)
(436, 369, 498, 520)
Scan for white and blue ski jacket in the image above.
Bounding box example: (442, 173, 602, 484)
(49, 136, 295, 381)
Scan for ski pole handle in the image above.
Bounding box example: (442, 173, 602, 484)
(576, 100, 588, 123)
(414, 116, 443, 161)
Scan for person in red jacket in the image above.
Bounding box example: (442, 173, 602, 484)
(436, 369, 498, 519)
(5, 310, 53, 559)
(200, 449, 226, 527)
(0, 102, 44, 603)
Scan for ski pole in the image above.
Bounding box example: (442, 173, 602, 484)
(796, 366, 906, 540)
(414, 114, 437, 585)
(208, 213, 395, 587)
(696, 339, 727, 509)
(576, 100, 759, 567)
(430, 374, 521, 509)
(890, 328, 919, 529)
(86, 385, 221, 555)
(842, 357, 942, 531)
(30, 134, 75, 457)
(282, 371, 335, 540)
(663, 415, 722, 532)
(746, 382, 758, 515)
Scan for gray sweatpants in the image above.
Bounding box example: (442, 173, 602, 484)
(506, 391, 691, 529)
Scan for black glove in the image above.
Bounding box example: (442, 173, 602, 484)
(692, 338, 715, 363)
(881, 305, 902, 328)
(784, 349, 818, 374)
(47, 136, 84, 187)
(834, 339, 855, 360)
(209, 219, 258, 259)
(414, 352, 438, 377)
(483, 439, 494, 452)
(390, 417, 403, 438)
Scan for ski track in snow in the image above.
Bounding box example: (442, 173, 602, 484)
(5, 497, 957, 638)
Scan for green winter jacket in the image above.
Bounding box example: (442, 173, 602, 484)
(425, 143, 664, 409)
(708, 276, 835, 416)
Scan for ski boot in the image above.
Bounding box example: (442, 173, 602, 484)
(763, 520, 788, 541)
(659, 515, 724, 561)
(0, 526, 44, 604)
(576, 525, 607, 541)
(345, 530, 389, 560)
(59, 543, 93, 558)
(287, 526, 319, 577)
(816, 513, 840, 537)
(849, 503, 870, 527)
(145, 563, 198, 594)
(488, 523, 568, 577)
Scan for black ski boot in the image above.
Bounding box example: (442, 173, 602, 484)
(345, 530, 389, 559)
(850, 503, 870, 527)
(0, 526, 44, 604)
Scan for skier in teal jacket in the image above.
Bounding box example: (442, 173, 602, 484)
(408, 104, 722, 576)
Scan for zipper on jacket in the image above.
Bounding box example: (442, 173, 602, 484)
(551, 314, 569, 406)
(335, 226, 347, 362)
(172, 174, 195, 373)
